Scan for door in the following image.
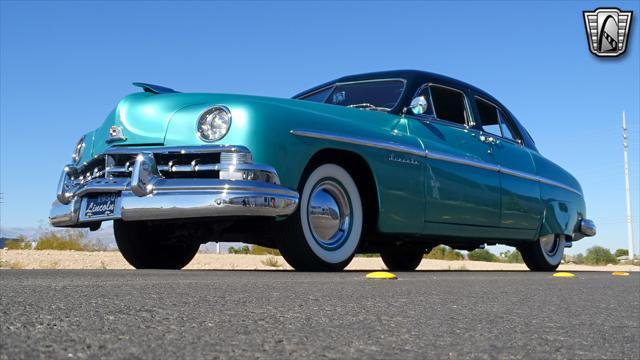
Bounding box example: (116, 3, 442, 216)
(408, 83, 501, 228)
(473, 96, 543, 230)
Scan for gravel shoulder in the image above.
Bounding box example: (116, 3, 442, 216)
(1, 249, 638, 271)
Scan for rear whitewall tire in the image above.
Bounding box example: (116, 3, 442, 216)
(520, 234, 565, 271)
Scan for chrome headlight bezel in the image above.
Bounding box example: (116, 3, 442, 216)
(71, 136, 86, 164)
(197, 105, 232, 142)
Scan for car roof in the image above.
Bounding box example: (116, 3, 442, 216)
(292, 69, 495, 102)
(292, 69, 538, 152)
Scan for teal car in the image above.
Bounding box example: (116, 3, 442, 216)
(50, 70, 596, 271)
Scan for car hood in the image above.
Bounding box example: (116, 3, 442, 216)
(93, 92, 202, 148)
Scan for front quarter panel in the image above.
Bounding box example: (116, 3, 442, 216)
(165, 96, 426, 234)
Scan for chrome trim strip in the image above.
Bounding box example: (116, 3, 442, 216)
(537, 177, 582, 196)
(427, 151, 499, 173)
(103, 145, 250, 156)
(290, 129, 426, 157)
(499, 166, 540, 183)
(290, 129, 583, 196)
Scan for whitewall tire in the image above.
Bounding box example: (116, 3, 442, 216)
(520, 234, 565, 271)
(278, 164, 362, 271)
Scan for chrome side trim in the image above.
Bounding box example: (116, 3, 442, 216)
(103, 145, 250, 156)
(427, 151, 499, 173)
(290, 129, 426, 157)
(537, 177, 582, 196)
(290, 129, 583, 196)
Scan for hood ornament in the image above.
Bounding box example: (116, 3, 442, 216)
(107, 125, 127, 142)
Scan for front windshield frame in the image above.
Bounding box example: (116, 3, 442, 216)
(299, 78, 407, 112)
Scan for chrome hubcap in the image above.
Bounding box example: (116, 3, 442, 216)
(540, 234, 560, 256)
(307, 180, 351, 250)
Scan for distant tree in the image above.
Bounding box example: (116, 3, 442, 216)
(249, 245, 280, 256)
(228, 245, 250, 254)
(614, 249, 629, 258)
(425, 246, 463, 260)
(584, 246, 618, 265)
(468, 249, 498, 262)
(5, 235, 32, 250)
(34, 229, 86, 251)
(499, 250, 524, 263)
(573, 253, 585, 264)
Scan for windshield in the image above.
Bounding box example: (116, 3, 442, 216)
(301, 80, 405, 112)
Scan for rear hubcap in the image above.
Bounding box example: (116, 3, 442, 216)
(540, 234, 560, 256)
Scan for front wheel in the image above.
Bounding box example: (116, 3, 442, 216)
(519, 234, 565, 271)
(278, 164, 363, 271)
(114, 220, 200, 269)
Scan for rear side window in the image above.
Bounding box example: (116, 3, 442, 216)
(475, 97, 519, 142)
(429, 85, 470, 126)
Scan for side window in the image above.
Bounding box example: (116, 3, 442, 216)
(475, 97, 520, 142)
(498, 111, 517, 141)
(300, 86, 333, 103)
(476, 98, 502, 136)
(429, 85, 470, 126)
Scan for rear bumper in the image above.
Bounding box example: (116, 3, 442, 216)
(572, 218, 597, 241)
(49, 146, 299, 227)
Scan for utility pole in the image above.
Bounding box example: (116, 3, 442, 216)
(216, 242, 220, 254)
(622, 111, 635, 260)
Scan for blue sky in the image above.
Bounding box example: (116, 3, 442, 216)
(1, 0, 638, 254)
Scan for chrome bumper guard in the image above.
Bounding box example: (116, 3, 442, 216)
(49, 146, 299, 227)
(579, 219, 597, 237)
(573, 218, 597, 241)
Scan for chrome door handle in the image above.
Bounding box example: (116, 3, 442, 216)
(479, 134, 497, 144)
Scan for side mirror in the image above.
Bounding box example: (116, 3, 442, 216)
(409, 96, 428, 115)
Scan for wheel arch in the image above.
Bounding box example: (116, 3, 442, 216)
(300, 148, 380, 239)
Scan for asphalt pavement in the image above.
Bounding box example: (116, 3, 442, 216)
(1, 270, 638, 359)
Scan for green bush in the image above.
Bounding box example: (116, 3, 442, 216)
(614, 249, 629, 258)
(34, 229, 87, 251)
(5, 235, 32, 250)
(584, 246, 618, 265)
(249, 245, 280, 256)
(425, 246, 464, 260)
(468, 249, 498, 262)
(499, 250, 524, 263)
(228, 245, 250, 254)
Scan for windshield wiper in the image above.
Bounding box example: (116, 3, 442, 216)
(347, 103, 391, 112)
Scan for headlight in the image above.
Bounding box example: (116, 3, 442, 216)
(71, 136, 85, 163)
(197, 105, 232, 142)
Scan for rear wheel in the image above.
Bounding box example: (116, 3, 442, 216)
(380, 244, 424, 271)
(278, 164, 362, 271)
(520, 234, 565, 271)
(114, 220, 200, 269)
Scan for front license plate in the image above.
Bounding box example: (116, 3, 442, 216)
(80, 193, 121, 221)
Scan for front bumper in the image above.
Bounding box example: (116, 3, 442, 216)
(49, 145, 299, 227)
